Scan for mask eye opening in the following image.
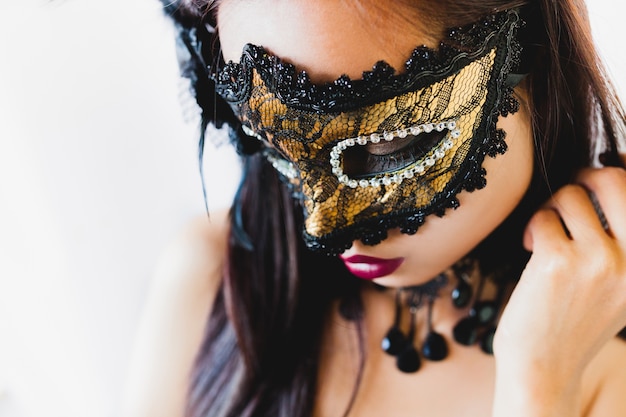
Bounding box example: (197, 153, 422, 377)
(329, 120, 460, 189)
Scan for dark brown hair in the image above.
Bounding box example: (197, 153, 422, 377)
(161, 1, 625, 416)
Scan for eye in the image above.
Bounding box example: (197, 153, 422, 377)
(329, 121, 461, 188)
(342, 130, 448, 177)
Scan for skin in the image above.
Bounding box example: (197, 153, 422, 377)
(493, 169, 626, 416)
(218, 0, 535, 286)
(122, 1, 626, 416)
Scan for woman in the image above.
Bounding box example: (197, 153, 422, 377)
(123, 0, 626, 416)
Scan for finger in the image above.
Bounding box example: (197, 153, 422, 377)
(523, 207, 569, 252)
(577, 167, 626, 240)
(543, 184, 608, 241)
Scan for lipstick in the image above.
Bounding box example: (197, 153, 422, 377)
(340, 255, 404, 280)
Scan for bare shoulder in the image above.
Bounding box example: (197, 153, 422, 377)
(583, 337, 626, 417)
(153, 209, 230, 296)
(121, 209, 231, 417)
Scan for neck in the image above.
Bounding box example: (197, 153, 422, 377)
(338, 258, 508, 373)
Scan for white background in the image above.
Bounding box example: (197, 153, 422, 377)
(0, 1, 623, 417)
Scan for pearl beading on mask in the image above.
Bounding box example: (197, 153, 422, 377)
(242, 125, 265, 141)
(329, 120, 460, 189)
(242, 124, 299, 180)
(265, 150, 299, 179)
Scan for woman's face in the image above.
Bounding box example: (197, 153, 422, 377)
(218, 0, 535, 286)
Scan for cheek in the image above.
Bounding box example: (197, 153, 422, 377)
(439, 109, 534, 246)
(370, 111, 534, 284)
(489, 104, 535, 198)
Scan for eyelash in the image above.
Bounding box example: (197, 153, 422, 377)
(342, 131, 447, 177)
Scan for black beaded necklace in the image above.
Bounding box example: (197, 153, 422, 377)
(381, 260, 504, 373)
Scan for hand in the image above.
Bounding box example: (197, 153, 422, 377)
(492, 167, 626, 414)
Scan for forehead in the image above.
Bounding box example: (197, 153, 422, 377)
(217, 0, 443, 83)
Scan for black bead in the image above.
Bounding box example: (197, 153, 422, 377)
(422, 331, 449, 361)
(453, 317, 479, 346)
(396, 345, 421, 373)
(381, 326, 407, 356)
(472, 301, 498, 325)
(481, 326, 496, 355)
(451, 280, 472, 308)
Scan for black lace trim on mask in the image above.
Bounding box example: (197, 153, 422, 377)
(213, 10, 520, 114)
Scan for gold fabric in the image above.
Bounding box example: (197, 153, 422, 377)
(237, 50, 497, 239)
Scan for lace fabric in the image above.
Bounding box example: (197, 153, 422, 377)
(212, 10, 523, 254)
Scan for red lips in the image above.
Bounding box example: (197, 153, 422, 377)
(340, 254, 405, 280)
